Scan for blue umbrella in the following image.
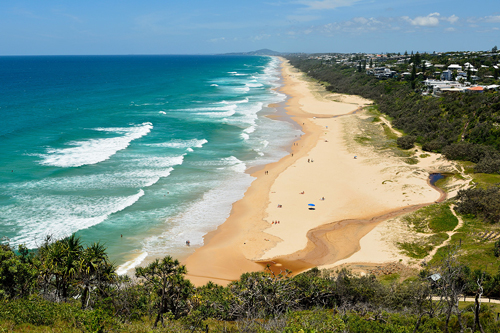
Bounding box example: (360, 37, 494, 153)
(308, 203, 315, 206)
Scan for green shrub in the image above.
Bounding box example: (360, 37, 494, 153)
(283, 310, 346, 333)
(0, 297, 79, 326)
(397, 136, 416, 149)
(494, 240, 500, 257)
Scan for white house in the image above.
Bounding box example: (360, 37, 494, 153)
(448, 64, 462, 70)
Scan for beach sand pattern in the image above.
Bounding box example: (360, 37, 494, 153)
(184, 58, 467, 286)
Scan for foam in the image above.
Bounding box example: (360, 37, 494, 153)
(146, 139, 207, 149)
(116, 251, 148, 275)
(244, 125, 256, 134)
(246, 82, 264, 88)
(142, 171, 253, 255)
(233, 87, 250, 93)
(131, 155, 185, 168)
(6, 189, 145, 249)
(10, 169, 173, 191)
(218, 98, 249, 104)
(39, 123, 153, 168)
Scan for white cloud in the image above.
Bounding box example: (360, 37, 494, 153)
(208, 37, 226, 43)
(484, 15, 500, 23)
(296, 0, 361, 10)
(445, 27, 456, 32)
(404, 12, 440, 27)
(445, 15, 459, 24)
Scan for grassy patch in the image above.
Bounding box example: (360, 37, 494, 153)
(472, 173, 500, 187)
(382, 124, 399, 140)
(366, 105, 380, 115)
(379, 273, 401, 284)
(404, 157, 419, 165)
(428, 205, 459, 232)
(419, 153, 431, 158)
(354, 135, 372, 144)
(458, 302, 500, 313)
(461, 161, 476, 174)
(398, 233, 449, 259)
(403, 203, 458, 233)
(429, 215, 500, 275)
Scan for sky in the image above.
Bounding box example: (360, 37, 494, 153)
(0, 0, 499, 55)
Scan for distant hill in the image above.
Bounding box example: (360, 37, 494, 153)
(223, 49, 282, 56)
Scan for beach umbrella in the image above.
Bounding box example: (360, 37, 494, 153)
(308, 203, 315, 206)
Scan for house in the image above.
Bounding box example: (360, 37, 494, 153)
(467, 86, 484, 93)
(441, 70, 452, 81)
(448, 64, 462, 71)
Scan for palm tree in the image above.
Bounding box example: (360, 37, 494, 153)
(77, 242, 115, 309)
(37, 234, 83, 301)
(135, 256, 193, 328)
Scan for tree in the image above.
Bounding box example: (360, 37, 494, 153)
(434, 247, 468, 333)
(135, 256, 194, 328)
(0, 242, 38, 299)
(77, 242, 115, 309)
(38, 234, 83, 301)
(472, 271, 486, 333)
(492, 46, 498, 53)
(411, 63, 417, 90)
(397, 136, 416, 149)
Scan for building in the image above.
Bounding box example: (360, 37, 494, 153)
(448, 64, 462, 71)
(441, 70, 452, 81)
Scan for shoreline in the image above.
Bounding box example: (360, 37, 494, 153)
(184, 57, 458, 286)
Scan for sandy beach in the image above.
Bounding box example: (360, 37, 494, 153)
(184, 58, 463, 286)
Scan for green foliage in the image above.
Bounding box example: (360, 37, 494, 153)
(0, 243, 38, 300)
(404, 157, 419, 165)
(283, 310, 345, 332)
(397, 135, 416, 149)
(403, 203, 458, 233)
(0, 297, 80, 326)
(398, 233, 448, 259)
(455, 185, 500, 223)
(228, 269, 299, 319)
(494, 239, 500, 257)
(428, 205, 459, 232)
(135, 256, 194, 327)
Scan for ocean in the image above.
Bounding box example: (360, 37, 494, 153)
(0, 55, 301, 273)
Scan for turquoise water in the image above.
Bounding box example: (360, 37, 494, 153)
(0, 55, 300, 272)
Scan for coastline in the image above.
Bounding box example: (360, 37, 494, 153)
(184, 57, 460, 286)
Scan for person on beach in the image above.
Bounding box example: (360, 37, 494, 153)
(186, 240, 190, 246)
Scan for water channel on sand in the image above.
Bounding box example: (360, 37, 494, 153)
(258, 173, 447, 276)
